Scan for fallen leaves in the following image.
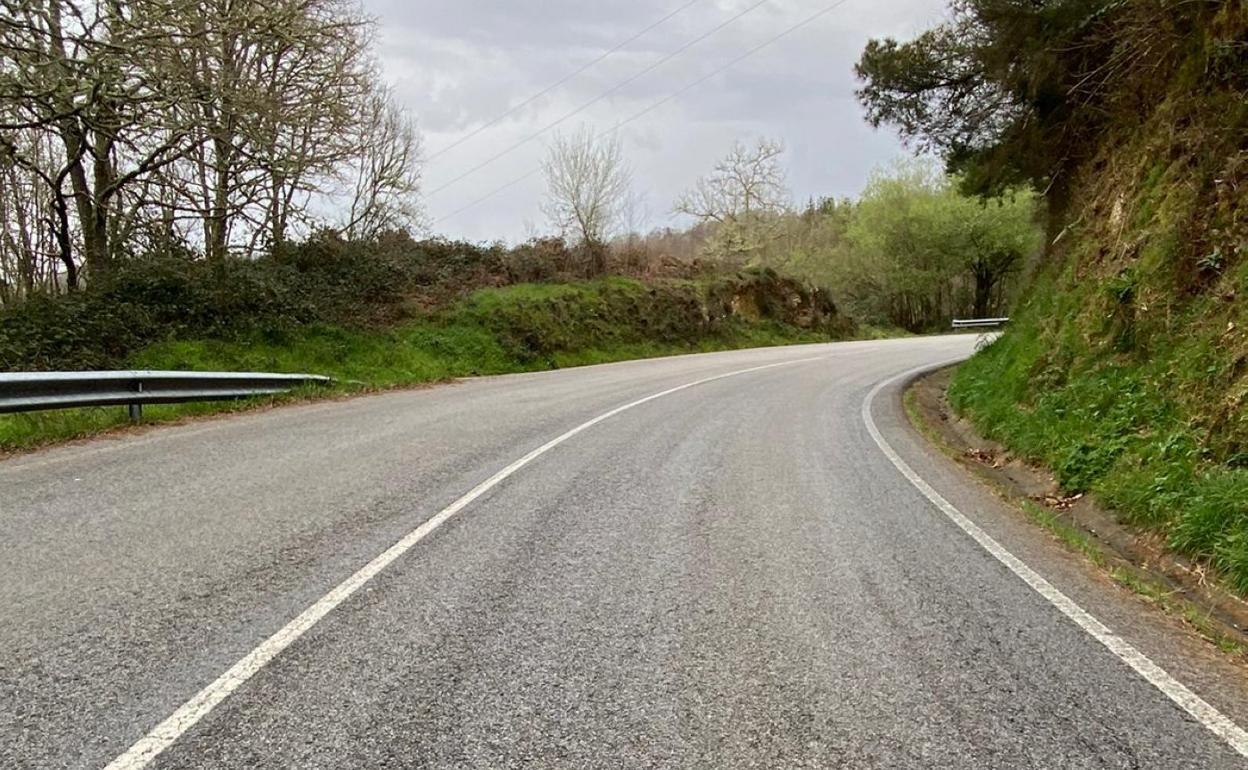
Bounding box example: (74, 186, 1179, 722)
(1031, 492, 1085, 511)
(964, 447, 1003, 468)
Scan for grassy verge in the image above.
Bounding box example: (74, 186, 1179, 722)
(907, 373, 1248, 657)
(948, 266, 1248, 594)
(1, 278, 844, 453)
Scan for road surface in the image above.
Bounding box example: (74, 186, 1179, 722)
(4, 336, 1248, 768)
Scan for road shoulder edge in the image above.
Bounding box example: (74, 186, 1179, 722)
(903, 364, 1248, 662)
(865, 361, 1248, 758)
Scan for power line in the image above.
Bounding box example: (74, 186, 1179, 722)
(433, 0, 855, 227)
(433, 168, 543, 226)
(426, 0, 703, 162)
(426, 0, 771, 197)
(605, 0, 854, 138)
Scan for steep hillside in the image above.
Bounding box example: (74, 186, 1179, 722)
(949, 4, 1248, 589)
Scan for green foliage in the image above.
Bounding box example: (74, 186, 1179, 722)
(760, 198, 856, 286)
(0, 233, 528, 372)
(855, 0, 1230, 200)
(443, 269, 848, 364)
(824, 159, 1040, 331)
(0, 271, 850, 451)
(872, 0, 1248, 593)
(6, 231, 842, 375)
(951, 261, 1248, 591)
(452, 279, 702, 363)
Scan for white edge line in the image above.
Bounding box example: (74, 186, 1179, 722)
(863, 361, 1248, 759)
(104, 355, 825, 770)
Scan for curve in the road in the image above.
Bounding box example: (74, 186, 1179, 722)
(864, 362, 1248, 760)
(104, 356, 825, 770)
(7, 337, 1248, 768)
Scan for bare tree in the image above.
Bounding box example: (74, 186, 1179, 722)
(0, 0, 422, 295)
(675, 138, 790, 222)
(542, 127, 631, 276)
(0, 126, 71, 297)
(250, 0, 374, 251)
(152, 0, 375, 258)
(0, 0, 205, 282)
(341, 82, 424, 240)
(674, 137, 790, 264)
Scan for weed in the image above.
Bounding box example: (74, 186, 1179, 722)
(1020, 500, 1106, 567)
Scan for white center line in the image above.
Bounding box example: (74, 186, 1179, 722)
(104, 355, 824, 770)
(863, 361, 1248, 759)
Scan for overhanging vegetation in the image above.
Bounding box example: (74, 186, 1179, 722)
(859, 1, 1248, 591)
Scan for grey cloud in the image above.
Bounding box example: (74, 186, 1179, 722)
(364, 0, 946, 241)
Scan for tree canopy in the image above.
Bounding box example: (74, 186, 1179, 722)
(0, 0, 422, 294)
(855, 0, 1210, 202)
(834, 160, 1040, 330)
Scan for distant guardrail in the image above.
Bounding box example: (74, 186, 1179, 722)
(952, 317, 1009, 329)
(0, 370, 332, 421)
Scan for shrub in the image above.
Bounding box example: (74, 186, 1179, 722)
(0, 235, 518, 371)
(0, 235, 850, 373)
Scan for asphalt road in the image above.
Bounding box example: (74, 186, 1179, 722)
(4, 336, 1248, 768)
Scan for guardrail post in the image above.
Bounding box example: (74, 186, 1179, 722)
(129, 379, 143, 423)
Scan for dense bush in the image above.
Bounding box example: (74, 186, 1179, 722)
(0, 232, 849, 372)
(0, 259, 313, 370)
(453, 269, 850, 364)
(455, 280, 708, 362)
(0, 232, 518, 371)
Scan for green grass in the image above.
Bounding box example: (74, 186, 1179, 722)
(944, 35, 1248, 597)
(0, 278, 843, 453)
(903, 374, 1106, 566)
(1020, 500, 1107, 567)
(949, 267, 1248, 593)
(1108, 566, 1246, 656)
(907, 363, 1245, 655)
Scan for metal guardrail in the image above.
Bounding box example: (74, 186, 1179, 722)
(0, 370, 332, 421)
(952, 317, 1009, 329)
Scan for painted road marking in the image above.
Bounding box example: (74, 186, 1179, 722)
(104, 355, 824, 770)
(863, 362, 1248, 759)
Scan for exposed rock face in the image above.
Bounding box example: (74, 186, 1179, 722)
(707, 268, 850, 333)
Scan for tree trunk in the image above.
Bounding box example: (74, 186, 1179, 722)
(591, 243, 607, 277)
(47, 193, 77, 290)
(66, 162, 110, 282)
(85, 205, 111, 280)
(89, 132, 117, 278)
(973, 267, 994, 319)
(207, 136, 231, 261)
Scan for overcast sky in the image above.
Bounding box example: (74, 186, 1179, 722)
(363, 0, 947, 243)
